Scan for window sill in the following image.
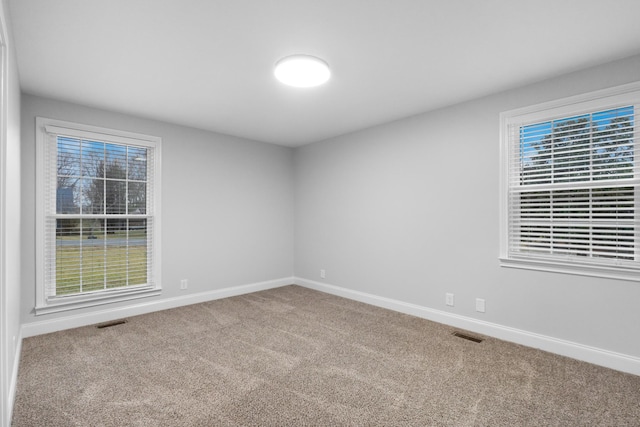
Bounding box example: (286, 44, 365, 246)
(499, 257, 640, 282)
(35, 286, 161, 315)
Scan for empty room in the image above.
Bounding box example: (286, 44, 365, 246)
(2, 0, 640, 425)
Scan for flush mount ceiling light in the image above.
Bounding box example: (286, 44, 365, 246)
(274, 54, 331, 88)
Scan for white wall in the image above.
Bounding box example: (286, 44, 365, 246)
(20, 94, 295, 329)
(294, 55, 640, 367)
(0, 0, 21, 423)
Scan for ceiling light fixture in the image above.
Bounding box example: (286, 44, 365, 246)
(274, 54, 331, 88)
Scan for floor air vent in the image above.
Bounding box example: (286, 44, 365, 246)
(96, 319, 127, 329)
(452, 331, 483, 343)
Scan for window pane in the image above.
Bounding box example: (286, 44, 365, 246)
(128, 219, 147, 286)
(105, 143, 127, 179)
(105, 180, 126, 214)
(106, 218, 128, 289)
(83, 218, 103, 239)
(56, 137, 81, 214)
(593, 107, 634, 180)
(82, 219, 105, 293)
(520, 122, 552, 185)
(519, 191, 550, 219)
(56, 219, 81, 295)
(128, 147, 147, 181)
(81, 177, 104, 214)
(128, 181, 146, 214)
(81, 140, 105, 178)
(552, 190, 590, 220)
(56, 185, 79, 214)
(57, 137, 81, 178)
(552, 114, 590, 183)
(592, 187, 635, 220)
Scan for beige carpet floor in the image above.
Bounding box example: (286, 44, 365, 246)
(12, 285, 640, 426)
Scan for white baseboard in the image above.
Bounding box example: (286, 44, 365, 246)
(21, 277, 294, 338)
(294, 277, 640, 376)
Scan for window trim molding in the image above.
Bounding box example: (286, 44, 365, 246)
(499, 81, 640, 281)
(35, 117, 162, 314)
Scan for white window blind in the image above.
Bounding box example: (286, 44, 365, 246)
(36, 118, 161, 313)
(500, 83, 640, 280)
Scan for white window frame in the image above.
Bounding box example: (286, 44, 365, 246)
(35, 117, 162, 314)
(500, 81, 640, 281)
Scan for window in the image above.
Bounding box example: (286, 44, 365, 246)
(500, 82, 640, 280)
(36, 118, 161, 314)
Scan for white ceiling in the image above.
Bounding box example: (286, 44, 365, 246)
(9, 0, 640, 147)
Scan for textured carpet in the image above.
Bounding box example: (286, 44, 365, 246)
(12, 285, 640, 426)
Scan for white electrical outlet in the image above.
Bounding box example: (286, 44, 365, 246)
(476, 298, 486, 313)
(180, 279, 188, 290)
(446, 293, 454, 306)
(320, 269, 326, 279)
